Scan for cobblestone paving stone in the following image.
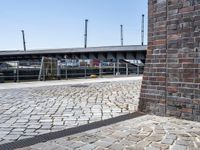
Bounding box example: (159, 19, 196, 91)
(0, 80, 141, 144)
(17, 115, 200, 150)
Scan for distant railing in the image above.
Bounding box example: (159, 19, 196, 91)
(0, 59, 144, 83)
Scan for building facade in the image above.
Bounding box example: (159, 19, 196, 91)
(139, 0, 200, 121)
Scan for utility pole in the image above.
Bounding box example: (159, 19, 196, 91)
(120, 25, 123, 46)
(21, 30, 26, 52)
(141, 14, 144, 46)
(84, 19, 88, 48)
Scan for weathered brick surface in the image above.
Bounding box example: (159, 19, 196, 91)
(139, 0, 200, 121)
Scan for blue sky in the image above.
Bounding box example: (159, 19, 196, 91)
(0, 0, 148, 50)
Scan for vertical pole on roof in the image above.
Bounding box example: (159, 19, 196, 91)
(141, 14, 144, 46)
(84, 19, 88, 48)
(21, 30, 27, 52)
(120, 25, 123, 46)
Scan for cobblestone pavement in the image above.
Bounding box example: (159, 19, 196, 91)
(0, 78, 141, 144)
(18, 115, 200, 150)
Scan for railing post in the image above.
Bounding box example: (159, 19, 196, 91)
(113, 62, 116, 76)
(84, 61, 87, 78)
(17, 61, 19, 82)
(65, 59, 68, 79)
(43, 62, 45, 81)
(99, 62, 102, 77)
(116, 59, 120, 76)
(65, 67, 68, 80)
(13, 69, 16, 82)
(137, 65, 139, 75)
(57, 60, 61, 80)
(126, 63, 128, 76)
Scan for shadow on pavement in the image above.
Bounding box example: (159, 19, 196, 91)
(0, 112, 145, 150)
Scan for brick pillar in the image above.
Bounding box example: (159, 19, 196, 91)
(139, 0, 200, 121)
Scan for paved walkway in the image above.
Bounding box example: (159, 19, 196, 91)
(0, 77, 141, 144)
(17, 115, 200, 150)
(0, 76, 142, 90)
(1, 76, 200, 150)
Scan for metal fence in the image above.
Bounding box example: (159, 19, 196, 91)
(0, 59, 144, 83)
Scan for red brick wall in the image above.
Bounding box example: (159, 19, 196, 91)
(139, 0, 200, 121)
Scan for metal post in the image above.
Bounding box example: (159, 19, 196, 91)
(137, 65, 140, 75)
(17, 61, 19, 82)
(51, 58, 53, 76)
(121, 25, 123, 46)
(117, 59, 120, 76)
(21, 30, 26, 51)
(65, 59, 68, 79)
(38, 57, 45, 81)
(126, 63, 128, 76)
(141, 14, 144, 46)
(13, 69, 16, 82)
(99, 62, 102, 77)
(57, 60, 61, 80)
(84, 60, 87, 78)
(113, 63, 116, 76)
(65, 67, 68, 80)
(84, 19, 88, 48)
(43, 62, 45, 81)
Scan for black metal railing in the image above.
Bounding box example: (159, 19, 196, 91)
(0, 60, 144, 83)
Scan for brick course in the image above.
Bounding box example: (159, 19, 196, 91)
(139, 0, 200, 121)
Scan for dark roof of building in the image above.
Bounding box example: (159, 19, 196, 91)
(0, 45, 147, 56)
